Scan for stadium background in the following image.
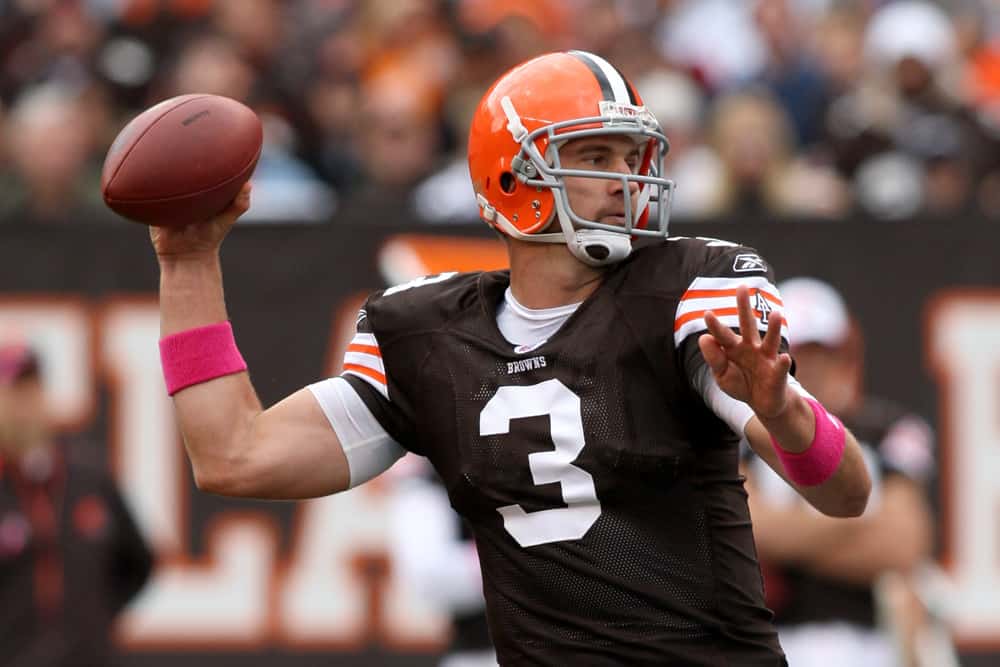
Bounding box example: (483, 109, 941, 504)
(2, 1, 1000, 665)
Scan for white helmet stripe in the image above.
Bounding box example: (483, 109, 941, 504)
(569, 50, 631, 104)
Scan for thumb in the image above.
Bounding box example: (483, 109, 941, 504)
(698, 333, 728, 376)
(218, 181, 252, 221)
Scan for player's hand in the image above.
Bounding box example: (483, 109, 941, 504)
(150, 182, 252, 261)
(698, 285, 792, 419)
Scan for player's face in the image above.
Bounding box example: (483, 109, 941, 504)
(791, 343, 861, 414)
(558, 136, 641, 227)
(0, 377, 50, 456)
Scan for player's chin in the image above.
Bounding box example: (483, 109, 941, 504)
(599, 215, 627, 227)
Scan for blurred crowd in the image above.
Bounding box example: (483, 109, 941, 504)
(3, 0, 1000, 226)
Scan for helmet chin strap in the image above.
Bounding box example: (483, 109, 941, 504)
(566, 230, 632, 266)
(550, 182, 632, 267)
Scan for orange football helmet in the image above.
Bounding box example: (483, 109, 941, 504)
(467, 50, 674, 265)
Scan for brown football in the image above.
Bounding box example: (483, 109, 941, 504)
(101, 94, 262, 227)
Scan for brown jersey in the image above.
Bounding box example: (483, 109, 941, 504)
(343, 238, 787, 666)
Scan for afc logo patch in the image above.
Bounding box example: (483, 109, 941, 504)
(733, 254, 767, 273)
(754, 292, 772, 324)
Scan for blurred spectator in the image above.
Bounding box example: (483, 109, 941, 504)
(0, 1, 105, 106)
(410, 91, 479, 224)
(457, 0, 568, 70)
(211, 0, 285, 68)
(0, 82, 113, 225)
(300, 17, 367, 195)
(337, 63, 446, 222)
(165, 32, 255, 102)
(5, 0, 1000, 222)
(753, 0, 835, 148)
(656, 0, 768, 91)
(387, 457, 495, 667)
(636, 67, 725, 220)
(829, 1, 999, 219)
(241, 105, 338, 223)
(743, 277, 937, 667)
(0, 340, 154, 667)
(704, 88, 848, 218)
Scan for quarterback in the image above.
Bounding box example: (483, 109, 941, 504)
(151, 51, 871, 665)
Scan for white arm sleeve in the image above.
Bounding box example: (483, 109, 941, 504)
(307, 377, 405, 487)
(692, 366, 815, 437)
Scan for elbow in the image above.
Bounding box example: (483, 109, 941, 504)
(192, 465, 237, 496)
(191, 457, 259, 497)
(828, 474, 873, 518)
(188, 419, 264, 497)
(837, 489, 870, 518)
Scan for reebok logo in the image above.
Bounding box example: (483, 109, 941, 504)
(733, 254, 766, 273)
(507, 356, 547, 374)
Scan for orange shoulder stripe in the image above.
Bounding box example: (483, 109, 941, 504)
(674, 307, 740, 331)
(343, 363, 387, 385)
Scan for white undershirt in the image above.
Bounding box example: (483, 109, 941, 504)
(495, 287, 581, 351)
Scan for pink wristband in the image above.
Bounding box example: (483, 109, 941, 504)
(770, 397, 846, 486)
(159, 321, 247, 396)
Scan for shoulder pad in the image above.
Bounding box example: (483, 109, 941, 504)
(362, 271, 483, 343)
(623, 236, 772, 290)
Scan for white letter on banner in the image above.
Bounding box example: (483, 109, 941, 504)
(928, 294, 1000, 641)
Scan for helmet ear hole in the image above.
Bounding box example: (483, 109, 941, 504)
(500, 172, 517, 194)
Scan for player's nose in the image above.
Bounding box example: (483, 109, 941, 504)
(607, 168, 640, 197)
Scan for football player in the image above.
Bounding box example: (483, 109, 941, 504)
(150, 51, 871, 665)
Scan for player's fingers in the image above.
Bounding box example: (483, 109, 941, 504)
(698, 333, 728, 375)
(736, 286, 760, 344)
(228, 182, 253, 216)
(776, 352, 793, 376)
(761, 308, 783, 357)
(704, 311, 741, 348)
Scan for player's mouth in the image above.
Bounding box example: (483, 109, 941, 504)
(600, 213, 628, 226)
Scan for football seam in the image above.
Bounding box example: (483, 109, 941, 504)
(102, 94, 211, 196)
(104, 143, 262, 204)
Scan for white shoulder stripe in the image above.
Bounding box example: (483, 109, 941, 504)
(681, 276, 782, 296)
(674, 314, 790, 347)
(350, 332, 379, 347)
(343, 350, 385, 374)
(343, 331, 387, 399)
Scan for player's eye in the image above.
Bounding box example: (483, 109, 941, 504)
(626, 152, 641, 172)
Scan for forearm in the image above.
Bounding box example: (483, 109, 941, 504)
(159, 255, 263, 490)
(806, 481, 933, 583)
(159, 254, 229, 335)
(748, 390, 871, 517)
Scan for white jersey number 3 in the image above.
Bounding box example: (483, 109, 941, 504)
(479, 379, 601, 547)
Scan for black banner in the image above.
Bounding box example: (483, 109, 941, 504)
(1, 219, 997, 666)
